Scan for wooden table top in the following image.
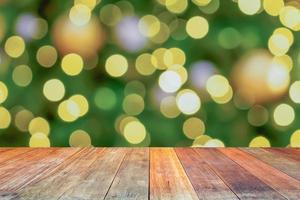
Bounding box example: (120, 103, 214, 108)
(0, 148, 299, 200)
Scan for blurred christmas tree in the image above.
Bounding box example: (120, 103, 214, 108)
(0, 0, 300, 147)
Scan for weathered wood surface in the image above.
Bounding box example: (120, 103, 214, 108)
(0, 148, 299, 199)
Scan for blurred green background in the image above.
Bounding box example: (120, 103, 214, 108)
(0, 0, 300, 147)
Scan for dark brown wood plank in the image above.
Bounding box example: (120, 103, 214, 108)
(194, 148, 286, 200)
(0, 148, 79, 194)
(150, 148, 199, 200)
(13, 148, 127, 200)
(105, 148, 149, 200)
(243, 148, 300, 181)
(175, 148, 238, 200)
(265, 148, 300, 163)
(219, 148, 300, 200)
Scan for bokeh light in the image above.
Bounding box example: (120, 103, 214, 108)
(1, 0, 300, 147)
(105, 54, 128, 77)
(69, 129, 91, 147)
(273, 104, 295, 127)
(43, 79, 65, 102)
(249, 136, 270, 147)
(4, 36, 25, 58)
(0, 81, 8, 104)
(61, 53, 84, 76)
(176, 89, 201, 115)
(0, 107, 11, 129)
(186, 16, 209, 39)
(123, 121, 146, 144)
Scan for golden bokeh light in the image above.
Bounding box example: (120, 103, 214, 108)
(69, 129, 92, 147)
(289, 81, 300, 103)
(135, 53, 156, 76)
(43, 79, 65, 102)
(290, 130, 300, 147)
(206, 75, 231, 98)
(123, 120, 146, 144)
(4, 35, 25, 58)
(238, 0, 261, 15)
(192, 0, 212, 6)
(105, 54, 128, 77)
(263, 0, 284, 16)
(36, 45, 58, 68)
(122, 94, 144, 116)
(0, 81, 8, 104)
(138, 15, 161, 37)
(186, 16, 209, 39)
(183, 117, 205, 139)
(192, 135, 211, 147)
(249, 136, 270, 147)
(29, 132, 50, 147)
(160, 96, 181, 118)
(69, 94, 89, 117)
(279, 6, 300, 31)
(12, 65, 32, 87)
(74, 0, 97, 9)
(117, 115, 139, 134)
(164, 48, 186, 66)
(61, 53, 84, 76)
(165, 0, 188, 14)
(58, 100, 79, 122)
(272, 54, 293, 72)
(176, 89, 201, 115)
(69, 4, 91, 26)
(28, 117, 50, 135)
(151, 48, 168, 70)
(14, 109, 34, 132)
(0, 107, 11, 129)
(273, 104, 295, 127)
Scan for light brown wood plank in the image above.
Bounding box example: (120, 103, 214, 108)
(105, 148, 149, 200)
(14, 148, 127, 200)
(265, 148, 300, 163)
(194, 148, 286, 200)
(0, 148, 79, 194)
(219, 148, 300, 200)
(243, 148, 300, 181)
(57, 148, 128, 200)
(0, 148, 33, 164)
(175, 148, 238, 200)
(150, 148, 199, 200)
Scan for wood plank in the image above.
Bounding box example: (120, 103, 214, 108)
(265, 148, 300, 163)
(13, 148, 127, 200)
(219, 148, 300, 200)
(175, 148, 238, 200)
(0, 148, 33, 164)
(243, 148, 300, 181)
(0, 148, 79, 194)
(194, 148, 286, 200)
(150, 148, 199, 200)
(105, 148, 149, 200)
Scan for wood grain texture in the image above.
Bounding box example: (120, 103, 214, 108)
(150, 148, 199, 200)
(219, 148, 300, 200)
(265, 148, 300, 163)
(105, 148, 149, 200)
(175, 148, 238, 200)
(0, 147, 299, 200)
(13, 148, 128, 200)
(0, 148, 79, 195)
(243, 148, 300, 181)
(194, 148, 286, 200)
